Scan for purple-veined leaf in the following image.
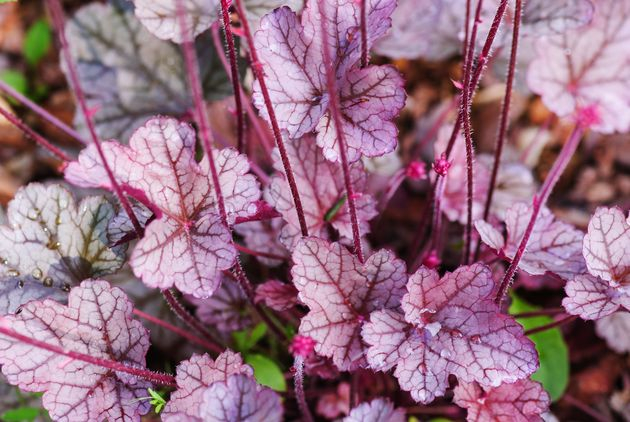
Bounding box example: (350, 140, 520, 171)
(65, 3, 232, 141)
(65, 117, 261, 298)
(476, 202, 586, 280)
(527, 0, 630, 133)
(0, 280, 151, 422)
(453, 380, 550, 422)
(107, 199, 154, 246)
(234, 219, 288, 267)
(199, 374, 283, 421)
(162, 351, 253, 422)
(254, 279, 298, 312)
(252, 1, 404, 162)
(316, 381, 350, 418)
(562, 274, 628, 320)
(189, 277, 252, 333)
(595, 312, 630, 353)
(264, 137, 377, 249)
(517, 0, 594, 36)
(291, 237, 407, 370)
(304, 353, 340, 379)
(582, 206, 630, 285)
(362, 264, 538, 403)
(343, 398, 405, 422)
(0, 183, 126, 315)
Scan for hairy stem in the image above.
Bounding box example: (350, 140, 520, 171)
(511, 308, 566, 319)
(460, 0, 485, 264)
(218, 0, 245, 153)
(481, 0, 522, 223)
(293, 356, 314, 422)
(162, 289, 222, 346)
(524, 315, 577, 336)
(0, 324, 176, 386)
(235, 244, 286, 261)
(47, 0, 143, 237)
(132, 309, 223, 353)
(210, 24, 273, 155)
(360, 0, 368, 68)
(0, 106, 71, 162)
(317, 0, 365, 262)
(495, 125, 584, 304)
(234, 0, 309, 237)
(0, 78, 87, 145)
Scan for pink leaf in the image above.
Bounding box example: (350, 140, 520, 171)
(291, 237, 407, 370)
(199, 374, 283, 421)
(562, 274, 626, 320)
(583, 206, 630, 285)
(476, 203, 586, 280)
(595, 312, 630, 353)
(343, 398, 406, 422)
(162, 351, 253, 422)
(453, 380, 550, 422)
(0, 184, 126, 314)
(517, 0, 594, 36)
(527, 0, 630, 133)
(265, 137, 377, 249)
(234, 219, 288, 267)
(316, 381, 350, 418)
(252, 1, 404, 162)
(190, 278, 252, 333)
(65, 117, 261, 298)
(363, 264, 538, 403)
(254, 279, 299, 312)
(0, 280, 151, 421)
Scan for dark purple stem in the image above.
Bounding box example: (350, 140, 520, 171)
(495, 125, 584, 304)
(132, 309, 223, 353)
(0, 78, 87, 145)
(460, 0, 485, 264)
(235, 243, 286, 261)
(481, 0, 522, 222)
(512, 308, 566, 319)
(317, 0, 365, 262)
(0, 106, 71, 162)
(0, 324, 176, 386)
(47, 0, 143, 237)
(293, 356, 314, 422)
(162, 289, 222, 345)
(218, 0, 245, 153)
(210, 24, 273, 155)
(234, 0, 309, 237)
(360, 0, 368, 68)
(524, 315, 577, 336)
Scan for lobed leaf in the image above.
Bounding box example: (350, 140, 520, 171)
(595, 312, 630, 353)
(0, 184, 125, 315)
(254, 279, 298, 312)
(0, 280, 151, 422)
(292, 237, 407, 370)
(65, 117, 261, 298)
(343, 398, 405, 422)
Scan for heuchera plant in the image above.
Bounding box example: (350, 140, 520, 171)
(0, 0, 627, 420)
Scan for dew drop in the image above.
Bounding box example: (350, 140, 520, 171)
(439, 349, 452, 358)
(450, 329, 463, 339)
(17, 280, 24, 288)
(62, 283, 71, 292)
(27, 209, 39, 220)
(7, 269, 19, 277)
(43, 277, 54, 287)
(32, 268, 43, 280)
(56, 216, 62, 225)
(470, 335, 482, 344)
(0, 258, 7, 266)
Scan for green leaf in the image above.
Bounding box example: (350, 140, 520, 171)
(1, 407, 41, 422)
(244, 354, 287, 392)
(324, 195, 347, 222)
(510, 294, 569, 401)
(147, 388, 167, 414)
(0, 0, 18, 3)
(0, 70, 28, 96)
(23, 19, 52, 66)
(232, 323, 267, 353)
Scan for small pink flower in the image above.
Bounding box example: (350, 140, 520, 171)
(290, 335, 316, 358)
(432, 153, 452, 176)
(406, 161, 427, 180)
(422, 250, 440, 269)
(576, 104, 601, 128)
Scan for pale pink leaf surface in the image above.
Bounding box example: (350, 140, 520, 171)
(0, 184, 125, 314)
(595, 312, 630, 353)
(476, 203, 586, 280)
(316, 381, 349, 418)
(199, 374, 283, 422)
(265, 137, 376, 249)
(107, 200, 154, 246)
(254, 279, 298, 312)
(189, 278, 252, 333)
(343, 398, 406, 422)
(562, 274, 626, 320)
(363, 264, 538, 403)
(65, 117, 261, 298)
(517, 0, 594, 36)
(234, 219, 287, 267)
(527, 0, 630, 133)
(582, 207, 630, 285)
(291, 237, 407, 370)
(162, 351, 253, 422)
(252, 1, 404, 162)
(0, 280, 151, 422)
(453, 380, 550, 422)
